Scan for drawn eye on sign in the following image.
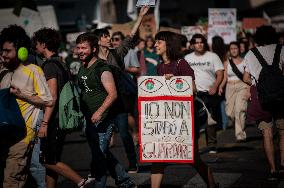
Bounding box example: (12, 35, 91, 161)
(169, 78, 191, 92)
(139, 78, 163, 93)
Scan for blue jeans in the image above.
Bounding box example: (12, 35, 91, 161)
(85, 119, 135, 188)
(30, 111, 46, 188)
(220, 100, 228, 130)
(113, 113, 137, 168)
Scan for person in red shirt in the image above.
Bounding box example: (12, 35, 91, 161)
(151, 31, 218, 188)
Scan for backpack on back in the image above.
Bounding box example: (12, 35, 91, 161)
(43, 57, 84, 130)
(251, 44, 284, 111)
(109, 50, 138, 114)
(94, 50, 138, 117)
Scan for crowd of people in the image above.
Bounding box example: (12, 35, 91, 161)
(0, 5, 284, 188)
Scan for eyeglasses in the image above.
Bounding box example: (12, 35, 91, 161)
(111, 37, 121, 42)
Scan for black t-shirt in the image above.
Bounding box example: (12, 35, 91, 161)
(42, 56, 68, 119)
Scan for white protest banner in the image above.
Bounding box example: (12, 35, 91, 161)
(181, 26, 206, 41)
(138, 76, 194, 163)
(208, 26, 237, 44)
(208, 8, 237, 44)
(136, 0, 156, 7)
(208, 8, 236, 28)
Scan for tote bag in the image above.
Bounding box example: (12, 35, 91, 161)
(0, 88, 26, 139)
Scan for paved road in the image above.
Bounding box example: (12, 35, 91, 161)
(57, 125, 284, 188)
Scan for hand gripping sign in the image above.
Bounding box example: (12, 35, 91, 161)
(138, 76, 195, 163)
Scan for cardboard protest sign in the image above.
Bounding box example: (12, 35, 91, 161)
(138, 76, 195, 163)
(111, 21, 134, 36)
(159, 26, 181, 34)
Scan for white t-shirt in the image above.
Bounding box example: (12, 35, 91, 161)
(244, 44, 284, 85)
(124, 49, 140, 68)
(185, 51, 224, 92)
(227, 61, 246, 81)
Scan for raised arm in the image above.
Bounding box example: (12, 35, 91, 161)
(116, 6, 150, 60)
(130, 6, 150, 37)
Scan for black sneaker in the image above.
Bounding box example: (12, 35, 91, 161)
(267, 171, 278, 181)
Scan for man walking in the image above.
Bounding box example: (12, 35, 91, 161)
(0, 25, 52, 188)
(185, 34, 224, 153)
(243, 26, 284, 180)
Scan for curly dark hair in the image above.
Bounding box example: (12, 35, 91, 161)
(254, 25, 278, 46)
(155, 31, 183, 61)
(0, 25, 31, 52)
(32, 28, 61, 53)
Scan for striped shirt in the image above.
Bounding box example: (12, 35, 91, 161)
(11, 63, 52, 143)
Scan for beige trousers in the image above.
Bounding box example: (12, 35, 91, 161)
(3, 139, 31, 188)
(225, 81, 249, 140)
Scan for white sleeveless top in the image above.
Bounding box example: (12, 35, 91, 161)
(227, 60, 246, 81)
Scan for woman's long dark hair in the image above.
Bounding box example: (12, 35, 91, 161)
(212, 35, 227, 62)
(155, 31, 183, 61)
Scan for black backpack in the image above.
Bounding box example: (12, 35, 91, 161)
(251, 44, 284, 111)
(94, 54, 138, 117)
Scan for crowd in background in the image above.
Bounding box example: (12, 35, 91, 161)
(0, 9, 284, 188)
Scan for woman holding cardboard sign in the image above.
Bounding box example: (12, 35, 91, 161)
(151, 31, 218, 188)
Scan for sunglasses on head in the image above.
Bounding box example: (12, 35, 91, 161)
(111, 37, 121, 42)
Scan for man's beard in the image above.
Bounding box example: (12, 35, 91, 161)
(83, 52, 95, 67)
(3, 58, 20, 70)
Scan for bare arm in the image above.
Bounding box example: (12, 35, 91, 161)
(218, 61, 228, 95)
(116, 6, 150, 60)
(91, 71, 117, 123)
(243, 71, 252, 86)
(209, 70, 224, 95)
(126, 66, 141, 75)
(130, 6, 150, 37)
(10, 86, 53, 107)
(38, 78, 57, 137)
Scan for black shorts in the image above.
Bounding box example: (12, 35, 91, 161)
(196, 91, 222, 125)
(43, 119, 66, 165)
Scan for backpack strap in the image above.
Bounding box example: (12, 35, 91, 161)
(272, 44, 282, 68)
(0, 69, 10, 81)
(42, 56, 79, 108)
(229, 58, 244, 81)
(251, 47, 268, 68)
(42, 56, 71, 81)
(110, 49, 125, 70)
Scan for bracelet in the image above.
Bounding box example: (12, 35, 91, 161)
(42, 121, 48, 124)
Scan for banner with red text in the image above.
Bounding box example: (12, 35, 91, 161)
(208, 8, 237, 44)
(138, 76, 194, 163)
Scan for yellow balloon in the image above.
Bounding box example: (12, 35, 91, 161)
(18, 47, 28, 62)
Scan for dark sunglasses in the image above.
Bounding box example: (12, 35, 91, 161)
(111, 37, 121, 42)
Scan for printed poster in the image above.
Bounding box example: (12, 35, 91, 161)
(208, 8, 237, 44)
(136, 0, 156, 7)
(138, 76, 195, 163)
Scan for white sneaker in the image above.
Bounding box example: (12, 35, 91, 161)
(78, 176, 96, 188)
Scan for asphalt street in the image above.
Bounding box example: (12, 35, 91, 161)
(56, 125, 284, 188)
